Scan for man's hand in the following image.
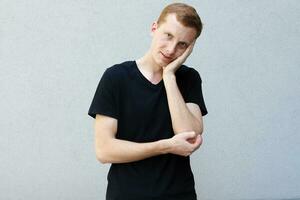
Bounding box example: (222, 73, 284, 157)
(162, 40, 196, 77)
(166, 131, 203, 157)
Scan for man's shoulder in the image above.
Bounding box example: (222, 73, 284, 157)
(105, 60, 133, 76)
(100, 61, 136, 82)
(176, 64, 202, 80)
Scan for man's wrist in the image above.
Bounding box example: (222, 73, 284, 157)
(157, 138, 173, 154)
(163, 72, 176, 82)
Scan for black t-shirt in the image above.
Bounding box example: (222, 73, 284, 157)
(88, 60, 207, 200)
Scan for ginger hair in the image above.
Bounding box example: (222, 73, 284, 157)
(157, 3, 203, 38)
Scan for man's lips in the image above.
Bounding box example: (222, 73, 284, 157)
(160, 52, 173, 60)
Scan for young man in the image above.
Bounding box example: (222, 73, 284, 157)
(88, 3, 208, 200)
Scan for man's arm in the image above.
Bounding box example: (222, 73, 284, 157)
(161, 41, 204, 135)
(163, 74, 203, 135)
(94, 114, 202, 164)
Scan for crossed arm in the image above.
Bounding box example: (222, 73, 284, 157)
(94, 42, 204, 164)
(94, 114, 202, 164)
(94, 75, 204, 164)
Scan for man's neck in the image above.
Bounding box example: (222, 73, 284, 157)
(136, 51, 164, 84)
(136, 51, 163, 75)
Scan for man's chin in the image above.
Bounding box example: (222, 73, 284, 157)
(159, 60, 171, 68)
(160, 57, 173, 65)
(153, 58, 167, 68)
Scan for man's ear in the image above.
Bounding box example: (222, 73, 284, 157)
(150, 21, 158, 37)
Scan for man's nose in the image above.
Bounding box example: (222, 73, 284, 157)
(166, 42, 177, 56)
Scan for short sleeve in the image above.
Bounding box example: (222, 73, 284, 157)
(186, 69, 208, 116)
(88, 68, 119, 119)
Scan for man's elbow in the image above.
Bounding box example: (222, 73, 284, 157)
(173, 127, 202, 135)
(96, 153, 109, 164)
(196, 127, 203, 135)
(173, 121, 203, 135)
(95, 146, 111, 164)
(190, 114, 204, 135)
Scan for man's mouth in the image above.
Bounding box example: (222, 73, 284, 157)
(160, 52, 173, 60)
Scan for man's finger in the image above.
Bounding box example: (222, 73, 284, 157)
(182, 131, 196, 139)
(192, 134, 203, 148)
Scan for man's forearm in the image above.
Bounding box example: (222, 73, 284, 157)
(96, 131, 202, 164)
(96, 138, 170, 164)
(163, 73, 203, 135)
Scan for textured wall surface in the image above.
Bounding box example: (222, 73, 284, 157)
(1, 0, 299, 199)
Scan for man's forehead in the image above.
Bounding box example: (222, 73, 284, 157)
(159, 14, 196, 41)
(160, 14, 182, 27)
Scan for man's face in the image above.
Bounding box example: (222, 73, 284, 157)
(150, 13, 197, 67)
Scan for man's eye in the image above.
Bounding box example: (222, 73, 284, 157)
(166, 33, 172, 38)
(178, 43, 187, 48)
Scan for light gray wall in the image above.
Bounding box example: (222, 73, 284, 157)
(1, 0, 299, 199)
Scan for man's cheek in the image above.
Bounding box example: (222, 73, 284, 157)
(176, 50, 186, 57)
